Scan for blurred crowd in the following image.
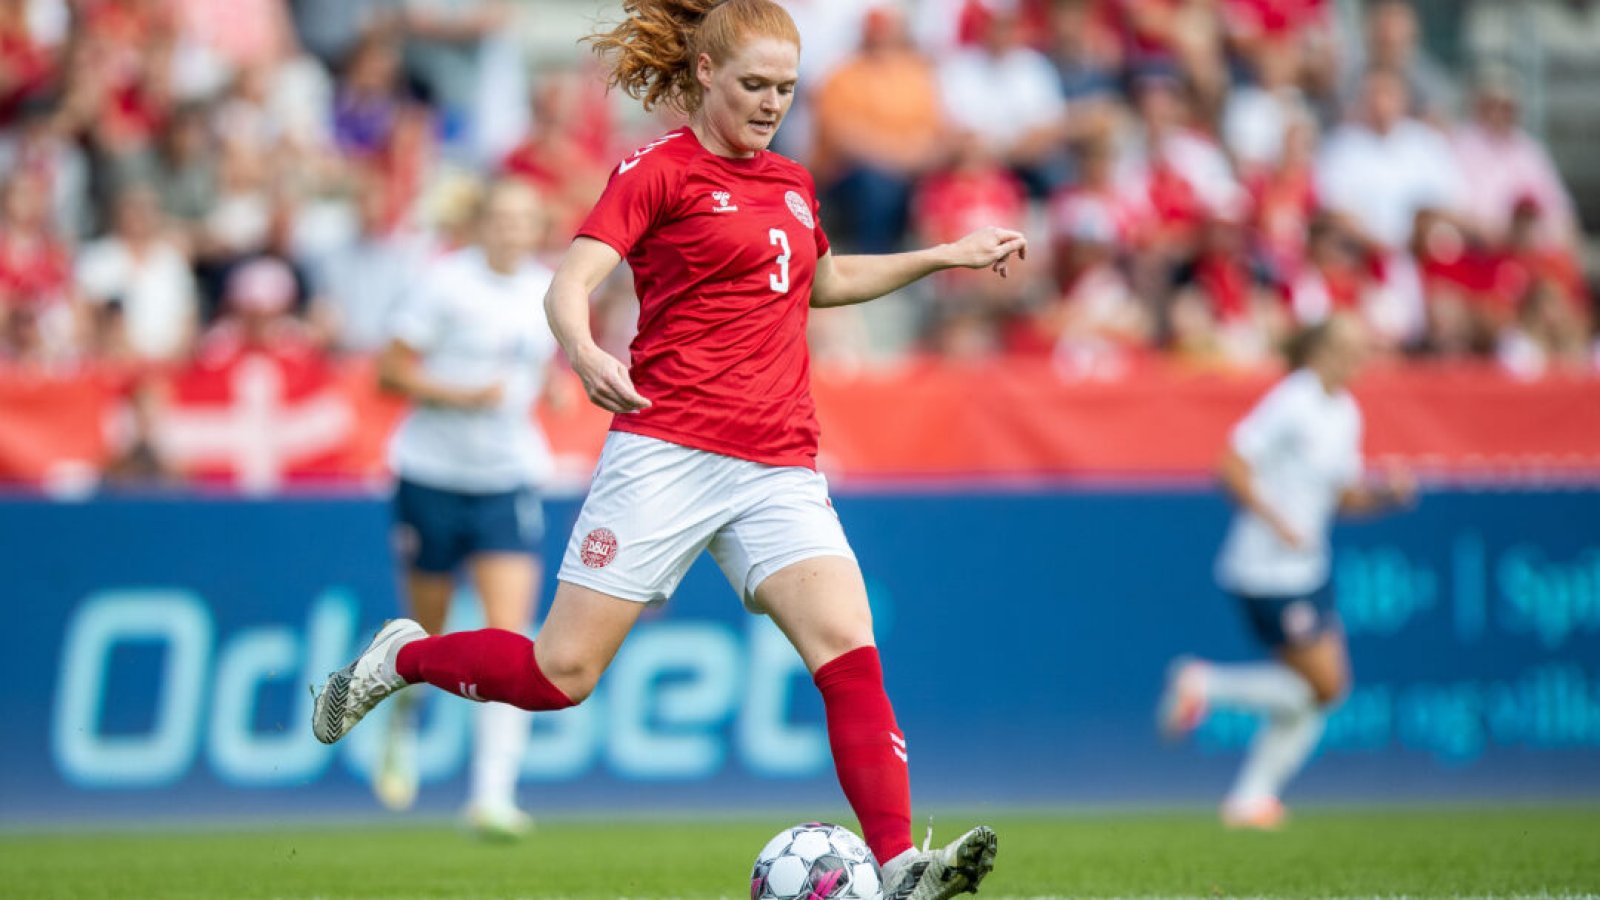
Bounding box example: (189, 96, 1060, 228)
(0, 0, 1594, 392)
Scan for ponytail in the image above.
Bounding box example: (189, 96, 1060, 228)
(585, 0, 800, 115)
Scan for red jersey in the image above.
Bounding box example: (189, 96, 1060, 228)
(576, 127, 830, 469)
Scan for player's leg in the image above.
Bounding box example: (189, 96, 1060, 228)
(375, 481, 465, 810)
(712, 464, 994, 900)
(459, 486, 544, 838)
(314, 433, 731, 744)
(1221, 591, 1344, 828)
(464, 549, 540, 838)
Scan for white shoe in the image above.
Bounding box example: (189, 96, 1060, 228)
(464, 803, 533, 842)
(1157, 656, 1209, 742)
(374, 691, 420, 811)
(881, 825, 998, 900)
(313, 619, 425, 745)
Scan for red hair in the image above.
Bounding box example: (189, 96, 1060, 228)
(585, 0, 801, 114)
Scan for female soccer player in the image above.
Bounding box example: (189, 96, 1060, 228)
(373, 179, 562, 838)
(315, 2, 1024, 896)
(1158, 313, 1415, 829)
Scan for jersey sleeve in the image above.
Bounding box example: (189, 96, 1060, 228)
(576, 153, 680, 258)
(1230, 378, 1298, 464)
(812, 189, 831, 258)
(387, 266, 447, 352)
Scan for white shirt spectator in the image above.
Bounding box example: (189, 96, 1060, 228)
(1223, 87, 1307, 169)
(387, 248, 558, 493)
(1316, 119, 1464, 249)
(1451, 122, 1577, 244)
(75, 238, 198, 361)
(312, 229, 424, 354)
(1216, 369, 1363, 597)
(939, 45, 1067, 156)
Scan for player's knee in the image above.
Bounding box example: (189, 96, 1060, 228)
(1308, 672, 1348, 707)
(534, 651, 602, 705)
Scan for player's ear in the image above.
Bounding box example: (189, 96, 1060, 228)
(695, 52, 715, 91)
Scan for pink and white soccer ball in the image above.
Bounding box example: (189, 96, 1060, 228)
(750, 822, 882, 900)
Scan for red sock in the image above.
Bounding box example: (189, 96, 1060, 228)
(394, 628, 575, 712)
(814, 645, 913, 863)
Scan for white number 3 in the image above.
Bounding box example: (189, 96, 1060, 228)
(768, 227, 791, 293)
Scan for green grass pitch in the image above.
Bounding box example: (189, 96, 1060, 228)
(3, 807, 1597, 898)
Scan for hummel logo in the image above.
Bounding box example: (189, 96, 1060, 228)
(459, 682, 485, 702)
(711, 190, 738, 212)
(890, 732, 908, 762)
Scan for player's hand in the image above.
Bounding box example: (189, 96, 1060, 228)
(1270, 517, 1307, 551)
(1382, 462, 1417, 508)
(946, 226, 1028, 278)
(571, 345, 651, 414)
(453, 382, 505, 410)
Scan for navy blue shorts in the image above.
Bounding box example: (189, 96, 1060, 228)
(393, 478, 543, 574)
(1232, 582, 1340, 648)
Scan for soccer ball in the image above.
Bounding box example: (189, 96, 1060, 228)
(750, 822, 882, 900)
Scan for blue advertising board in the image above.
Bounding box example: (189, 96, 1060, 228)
(1, 486, 1596, 825)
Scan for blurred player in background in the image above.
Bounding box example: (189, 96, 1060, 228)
(1159, 313, 1415, 829)
(373, 178, 562, 839)
(316, 1, 1025, 896)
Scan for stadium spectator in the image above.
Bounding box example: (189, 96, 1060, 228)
(1286, 213, 1380, 330)
(0, 0, 61, 130)
(0, 99, 92, 240)
(1316, 68, 1464, 251)
(912, 128, 1029, 347)
(1168, 201, 1285, 367)
(1451, 67, 1581, 253)
(1044, 0, 1122, 106)
(309, 177, 422, 355)
(196, 255, 321, 363)
(1340, 0, 1457, 123)
(332, 33, 409, 161)
(1247, 111, 1318, 284)
(938, 0, 1072, 195)
(1122, 65, 1244, 260)
(145, 103, 217, 238)
(397, 0, 527, 166)
(501, 70, 613, 249)
(0, 169, 79, 366)
(75, 182, 198, 364)
(1497, 278, 1593, 380)
(1223, 34, 1312, 174)
(1036, 137, 1151, 375)
(811, 4, 945, 253)
(1107, 0, 1230, 113)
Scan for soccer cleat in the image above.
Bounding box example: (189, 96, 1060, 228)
(373, 690, 420, 811)
(1157, 656, 1210, 741)
(1221, 796, 1287, 831)
(313, 619, 425, 745)
(881, 825, 998, 900)
(464, 803, 533, 843)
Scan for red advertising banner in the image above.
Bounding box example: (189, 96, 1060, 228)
(1, 356, 1596, 488)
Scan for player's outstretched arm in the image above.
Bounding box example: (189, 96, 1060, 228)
(811, 226, 1028, 309)
(545, 237, 651, 414)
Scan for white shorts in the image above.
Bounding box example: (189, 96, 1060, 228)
(557, 431, 856, 610)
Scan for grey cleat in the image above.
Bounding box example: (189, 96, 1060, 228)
(313, 619, 425, 745)
(882, 825, 998, 900)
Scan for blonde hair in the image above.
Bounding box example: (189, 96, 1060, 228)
(585, 0, 801, 115)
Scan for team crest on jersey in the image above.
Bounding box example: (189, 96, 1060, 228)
(580, 527, 618, 568)
(785, 190, 814, 229)
(710, 190, 738, 213)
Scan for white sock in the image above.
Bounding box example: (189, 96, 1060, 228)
(1227, 705, 1326, 805)
(470, 702, 532, 813)
(1200, 663, 1313, 718)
